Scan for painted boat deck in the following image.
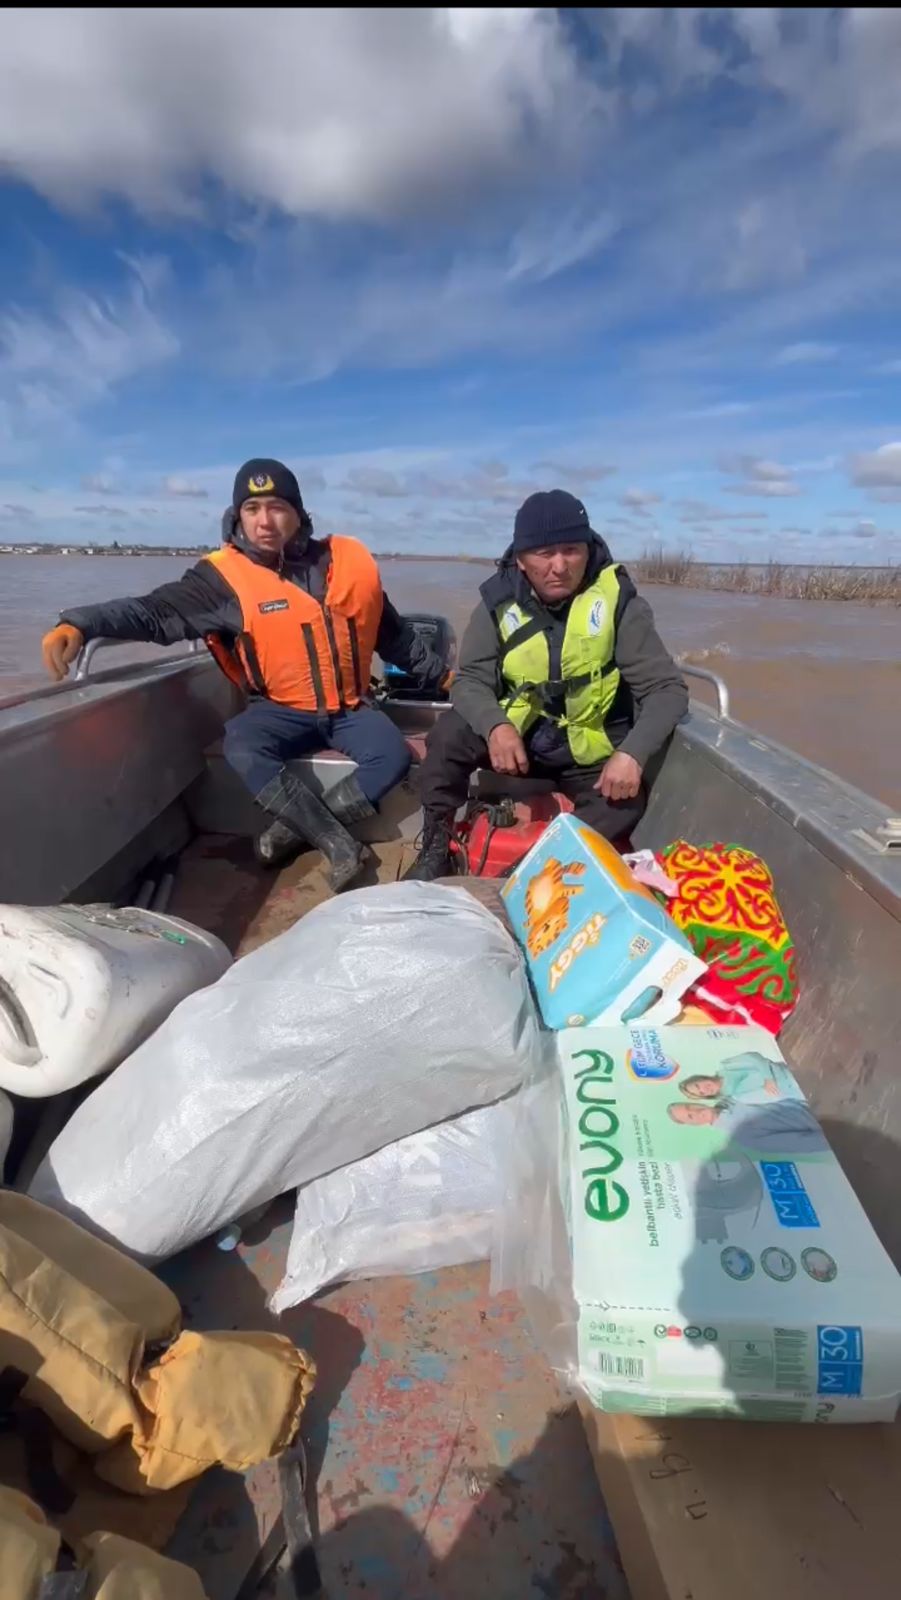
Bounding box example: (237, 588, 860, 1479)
(161, 835, 628, 1598)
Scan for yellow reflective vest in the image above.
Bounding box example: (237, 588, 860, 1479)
(494, 564, 622, 765)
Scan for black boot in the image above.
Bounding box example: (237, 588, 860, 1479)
(254, 817, 303, 869)
(403, 810, 456, 882)
(254, 773, 376, 868)
(255, 771, 368, 892)
(324, 773, 377, 826)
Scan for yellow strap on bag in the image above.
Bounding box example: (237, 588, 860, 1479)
(98, 1329, 317, 1494)
(0, 1192, 180, 1457)
(0, 1192, 315, 1505)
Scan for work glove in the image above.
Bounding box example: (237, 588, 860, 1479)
(42, 623, 84, 681)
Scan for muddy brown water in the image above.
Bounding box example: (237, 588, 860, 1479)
(2, 554, 898, 806)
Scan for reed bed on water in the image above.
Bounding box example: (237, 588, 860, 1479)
(633, 549, 900, 603)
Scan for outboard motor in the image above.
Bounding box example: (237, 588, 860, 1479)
(380, 613, 455, 701)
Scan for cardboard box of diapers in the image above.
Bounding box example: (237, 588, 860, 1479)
(559, 1023, 901, 1421)
(501, 813, 705, 1029)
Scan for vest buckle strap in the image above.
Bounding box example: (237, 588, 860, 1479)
(515, 671, 594, 707)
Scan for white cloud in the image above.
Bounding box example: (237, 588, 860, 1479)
(0, 257, 177, 457)
(506, 211, 619, 284)
(0, 10, 594, 223)
(683, 401, 755, 420)
(534, 460, 617, 483)
(409, 463, 539, 508)
(775, 342, 838, 365)
(620, 488, 663, 513)
(721, 455, 801, 498)
(874, 358, 901, 375)
(595, 10, 901, 164)
(590, 10, 726, 88)
(731, 9, 901, 162)
(675, 499, 768, 524)
(850, 441, 901, 488)
(81, 472, 117, 494)
(163, 476, 208, 499)
(341, 466, 407, 499)
(197, 223, 616, 384)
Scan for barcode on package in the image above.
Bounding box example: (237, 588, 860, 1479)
(774, 1328, 809, 1392)
(596, 1352, 645, 1382)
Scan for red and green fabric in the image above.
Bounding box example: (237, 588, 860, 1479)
(657, 840, 799, 1035)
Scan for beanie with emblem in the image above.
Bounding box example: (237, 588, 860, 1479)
(513, 489, 593, 555)
(232, 458, 305, 517)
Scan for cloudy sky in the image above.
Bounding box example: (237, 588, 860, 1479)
(1, 8, 900, 560)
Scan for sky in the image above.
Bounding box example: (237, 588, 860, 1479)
(1, 7, 900, 563)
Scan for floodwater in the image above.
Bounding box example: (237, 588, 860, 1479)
(1, 553, 898, 805)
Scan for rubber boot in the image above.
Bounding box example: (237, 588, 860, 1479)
(255, 772, 377, 867)
(324, 773, 377, 826)
(402, 810, 456, 882)
(255, 771, 368, 892)
(254, 817, 302, 869)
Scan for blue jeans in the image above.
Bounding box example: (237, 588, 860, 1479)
(222, 701, 412, 804)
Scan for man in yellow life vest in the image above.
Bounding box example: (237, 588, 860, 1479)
(405, 488, 689, 880)
(42, 459, 448, 892)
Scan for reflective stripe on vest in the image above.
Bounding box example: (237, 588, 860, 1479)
(202, 537, 382, 713)
(495, 565, 622, 765)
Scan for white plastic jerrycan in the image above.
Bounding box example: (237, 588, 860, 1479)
(0, 904, 232, 1097)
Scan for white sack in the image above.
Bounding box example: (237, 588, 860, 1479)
(30, 884, 539, 1261)
(271, 1095, 519, 1312)
(0, 1089, 13, 1180)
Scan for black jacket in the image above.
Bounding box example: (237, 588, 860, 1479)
(452, 535, 688, 768)
(61, 529, 446, 694)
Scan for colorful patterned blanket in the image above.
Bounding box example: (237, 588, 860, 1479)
(657, 840, 798, 1034)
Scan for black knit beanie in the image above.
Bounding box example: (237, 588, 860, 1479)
(513, 489, 592, 554)
(232, 458, 304, 516)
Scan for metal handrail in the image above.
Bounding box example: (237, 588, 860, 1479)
(74, 636, 203, 680)
(677, 659, 730, 719)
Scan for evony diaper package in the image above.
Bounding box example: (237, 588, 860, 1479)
(561, 1024, 901, 1421)
(495, 1023, 901, 1423)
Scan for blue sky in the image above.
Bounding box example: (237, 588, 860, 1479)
(1, 8, 900, 561)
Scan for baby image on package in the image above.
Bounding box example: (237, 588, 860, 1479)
(557, 1023, 901, 1422)
(501, 813, 706, 1030)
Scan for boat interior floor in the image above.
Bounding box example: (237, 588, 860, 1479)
(158, 833, 628, 1600)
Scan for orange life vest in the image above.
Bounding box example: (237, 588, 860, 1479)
(202, 536, 383, 712)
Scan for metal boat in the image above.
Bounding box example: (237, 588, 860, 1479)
(1, 633, 899, 1599)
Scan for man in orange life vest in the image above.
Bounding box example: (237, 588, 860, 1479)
(41, 459, 448, 891)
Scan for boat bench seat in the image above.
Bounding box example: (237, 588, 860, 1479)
(186, 738, 425, 843)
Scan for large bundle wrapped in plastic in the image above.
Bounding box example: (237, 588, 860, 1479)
(30, 884, 540, 1261)
(271, 1095, 520, 1312)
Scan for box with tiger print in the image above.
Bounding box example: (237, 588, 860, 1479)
(501, 813, 705, 1030)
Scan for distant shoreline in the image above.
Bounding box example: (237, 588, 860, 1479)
(0, 542, 495, 564)
(0, 543, 892, 573)
(0, 542, 896, 601)
(0, 543, 214, 558)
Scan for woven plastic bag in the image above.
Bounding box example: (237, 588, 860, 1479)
(271, 1096, 520, 1311)
(31, 885, 539, 1261)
